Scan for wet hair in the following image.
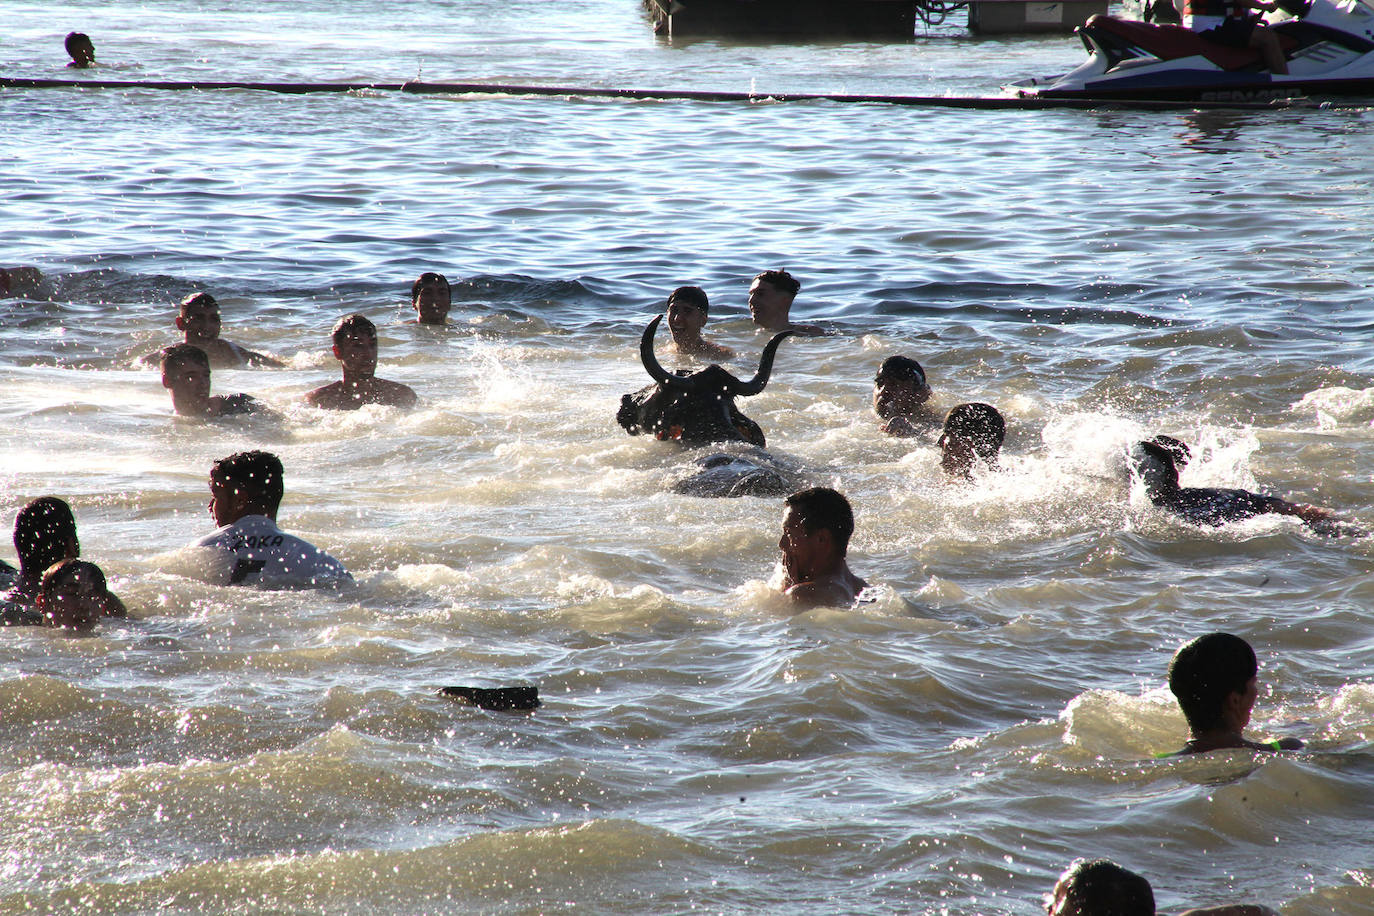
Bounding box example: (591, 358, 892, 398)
(411, 272, 450, 301)
(160, 343, 210, 372)
(942, 403, 1005, 460)
(753, 269, 800, 297)
(65, 32, 94, 65)
(1148, 434, 1191, 471)
(40, 558, 106, 598)
(210, 451, 285, 514)
(1054, 859, 1155, 916)
(667, 285, 710, 316)
(14, 497, 78, 574)
(1169, 633, 1258, 733)
(784, 487, 855, 553)
(876, 355, 927, 387)
(179, 292, 219, 315)
(331, 313, 377, 345)
(1130, 441, 1181, 492)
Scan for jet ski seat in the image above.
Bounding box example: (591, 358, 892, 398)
(1082, 15, 1271, 70)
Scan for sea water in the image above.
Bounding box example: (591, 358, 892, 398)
(1, 1, 1373, 913)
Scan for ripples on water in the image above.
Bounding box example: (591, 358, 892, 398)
(3, 0, 1374, 912)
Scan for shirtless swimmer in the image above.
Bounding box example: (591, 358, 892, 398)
(776, 486, 869, 610)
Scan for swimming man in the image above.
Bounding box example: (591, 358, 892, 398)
(161, 344, 264, 418)
(188, 450, 351, 588)
(748, 269, 824, 336)
(305, 313, 418, 410)
(873, 355, 939, 437)
(1130, 439, 1361, 536)
(143, 292, 283, 369)
(938, 402, 1005, 480)
(665, 285, 733, 360)
(3, 496, 125, 616)
(412, 272, 452, 325)
(1166, 632, 1303, 756)
(776, 487, 869, 609)
(65, 32, 95, 68)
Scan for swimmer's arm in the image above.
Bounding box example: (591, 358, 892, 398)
(102, 590, 127, 618)
(241, 349, 286, 369)
(1275, 500, 1365, 537)
(1178, 905, 1280, 916)
(880, 416, 920, 437)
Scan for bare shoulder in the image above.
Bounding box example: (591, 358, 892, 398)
(1179, 906, 1279, 916)
(377, 378, 418, 407)
(785, 575, 863, 610)
(231, 341, 285, 368)
(305, 381, 348, 409)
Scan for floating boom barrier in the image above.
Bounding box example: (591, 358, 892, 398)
(0, 75, 1350, 110)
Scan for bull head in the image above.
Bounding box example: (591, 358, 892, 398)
(617, 315, 793, 447)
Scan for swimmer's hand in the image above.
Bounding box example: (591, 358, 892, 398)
(881, 416, 919, 437)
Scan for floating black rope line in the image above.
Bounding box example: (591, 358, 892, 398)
(0, 75, 1338, 110)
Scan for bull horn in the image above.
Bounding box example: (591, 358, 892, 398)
(640, 315, 696, 389)
(732, 330, 795, 396)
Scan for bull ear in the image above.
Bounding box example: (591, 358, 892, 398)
(640, 315, 687, 388)
(732, 330, 795, 396)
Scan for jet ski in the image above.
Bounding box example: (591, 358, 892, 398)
(1010, 0, 1374, 102)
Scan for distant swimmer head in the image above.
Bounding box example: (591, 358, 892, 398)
(873, 355, 931, 419)
(161, 344, 213, 415)
(14, 496, 79, 576)
(1147, 434, 1190, 471)
(210, 450, 285, 526)
(1169, 632, 1258, 735)
(938, 402, 1005, 479)
(411, 272, 451, 325)
(748, 269, 799, 330)
(1047, 859, 1155, 916)
(331, 313, 379, 373)
(37, 558, 106, 632)
(177, 292, 222, 341)
(1129, 440, 1181, 501)
(65, 32, 95, 68)
(666, 285, 710, 340)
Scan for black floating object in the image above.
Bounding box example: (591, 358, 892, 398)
(439, 685, 540, 711)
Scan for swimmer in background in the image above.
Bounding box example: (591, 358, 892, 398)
(1046, 859, 1154, 916)
(873, 355, 939, 437)
(411, 272, 451, 325)
(305, 313, 418, 410)
(1165, 632, 1303, 756)
(938, 402, 1005, 480)
(161, 344, 265, 418)
(65, 32, 95, 69)
(1130, 439, 1362, 537)
(2, 497, 125, 616)
(188, 450, 350, 588)
(33, 560, 109, 632)
(776, 487, 869, 610)
(664, 285, 733, 361)
(142, 292, 284, 369)
(748, 269, 825, 337)
(1047, 858, 1279, 915)
(0, 266, 44, 298)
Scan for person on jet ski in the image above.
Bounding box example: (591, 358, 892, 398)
(1184, 0, 1289, 73)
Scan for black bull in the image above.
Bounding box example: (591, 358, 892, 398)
(617, 316, 800, 497)
(616, 315, 794, 447)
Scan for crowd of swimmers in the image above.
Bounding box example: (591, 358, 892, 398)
(3, 264, 1354, 912)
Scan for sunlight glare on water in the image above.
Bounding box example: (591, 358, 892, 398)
(2, 0, 1374, 913)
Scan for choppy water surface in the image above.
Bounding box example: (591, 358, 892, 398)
(2, 1, 1373, 913)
